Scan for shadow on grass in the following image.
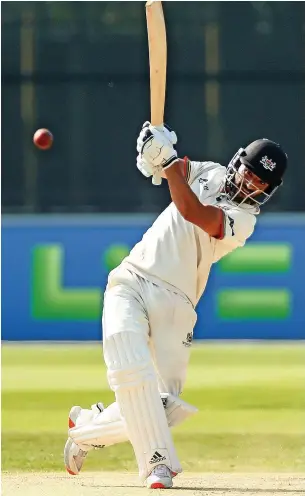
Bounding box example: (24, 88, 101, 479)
(173, 488, 305, 493)
(82, 484, 304, 493)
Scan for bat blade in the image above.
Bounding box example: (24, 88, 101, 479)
(146, 0, 167, 126)
(146, 0, 167, 185)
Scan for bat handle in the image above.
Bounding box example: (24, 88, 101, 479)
(152, 173, 162, 186)
(151, 124, 163, 186)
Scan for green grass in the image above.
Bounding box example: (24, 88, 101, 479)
(2, 343, 305, 472)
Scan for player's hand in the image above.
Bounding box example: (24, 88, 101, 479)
(140, 126, 178, 171)
(136, 122, 153, 179)
(136, 154, 153, 178)
(136, 122, 178, 184)
(136, 121, 178, 155)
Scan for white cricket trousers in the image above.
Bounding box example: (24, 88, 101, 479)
(103, 266, 197, 396)
(102, 266, 197, 480)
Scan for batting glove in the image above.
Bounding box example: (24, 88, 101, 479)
(140, 126, 178, 172)
(136, 154, 153, 178)
(136, 121, 178, 155)
(136, 122, 178, 182)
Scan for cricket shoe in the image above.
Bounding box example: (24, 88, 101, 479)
(64, 403, 104, 475)
(64, 437, 88, 476)
(146, 464, 174, 489)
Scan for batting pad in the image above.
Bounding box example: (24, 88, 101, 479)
(104, 331, 182, 481)
(69, 402, 128, 448)
(162, 393, 198, 427)
(69, 394, 197, 450)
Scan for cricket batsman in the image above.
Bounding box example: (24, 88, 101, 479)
(64, 123, 288, 488)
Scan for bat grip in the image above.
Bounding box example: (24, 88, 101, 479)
(152, 174, 162, 186)
(151, 124, 163, 186)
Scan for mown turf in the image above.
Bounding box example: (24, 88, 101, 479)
(2, 343, 305, 472)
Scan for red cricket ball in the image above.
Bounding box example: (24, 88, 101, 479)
(33, 128, 53, 150)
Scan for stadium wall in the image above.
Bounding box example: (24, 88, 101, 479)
(2, 214, 305, 341)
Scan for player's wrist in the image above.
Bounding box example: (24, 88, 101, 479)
(164, 159, 185, 181)
(163, 157, 180, 170)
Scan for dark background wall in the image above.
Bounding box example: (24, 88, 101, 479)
(2, 2, 305, 214)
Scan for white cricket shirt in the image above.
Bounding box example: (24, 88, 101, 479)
(123, 161, 257, 307)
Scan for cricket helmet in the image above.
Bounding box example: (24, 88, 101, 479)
(224, 138, 288, 207)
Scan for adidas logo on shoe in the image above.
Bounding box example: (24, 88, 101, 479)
(149, 451, 166, 464)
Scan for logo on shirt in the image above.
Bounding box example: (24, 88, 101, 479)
(260, 155, 276, 171)
(199, 178, 209, 191)
(228, 216, 235, 236)
(182, 332, 193, 347)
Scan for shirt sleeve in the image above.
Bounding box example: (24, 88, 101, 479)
(183, 157, 218, 185)
(217, 207, 257, 248)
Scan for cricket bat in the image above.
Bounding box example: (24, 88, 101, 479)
(145, 0, 167, 186)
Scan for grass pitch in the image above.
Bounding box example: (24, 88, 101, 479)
(2, 342, 305, 473)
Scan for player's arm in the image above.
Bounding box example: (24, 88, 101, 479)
(138, 126, 224, 238)
(159, 158, 185, 179)
(165, 161, 224, 239)
(137, 123, 211, 184)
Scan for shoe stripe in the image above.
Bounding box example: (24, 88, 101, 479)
(69, 417, 75, 429)
(66, 466, 77, 476)
(150, 482, 166, 489)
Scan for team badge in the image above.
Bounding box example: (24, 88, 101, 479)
(260, 155, 276, 171)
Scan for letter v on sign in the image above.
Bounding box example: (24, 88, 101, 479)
(217, 243, 292, 319)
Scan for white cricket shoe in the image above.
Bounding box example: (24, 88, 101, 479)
(64, 403, 104, 475)
(64, 437, 88, 476)
(64, 405, 88, 475)
(146, 464, 173, 489)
